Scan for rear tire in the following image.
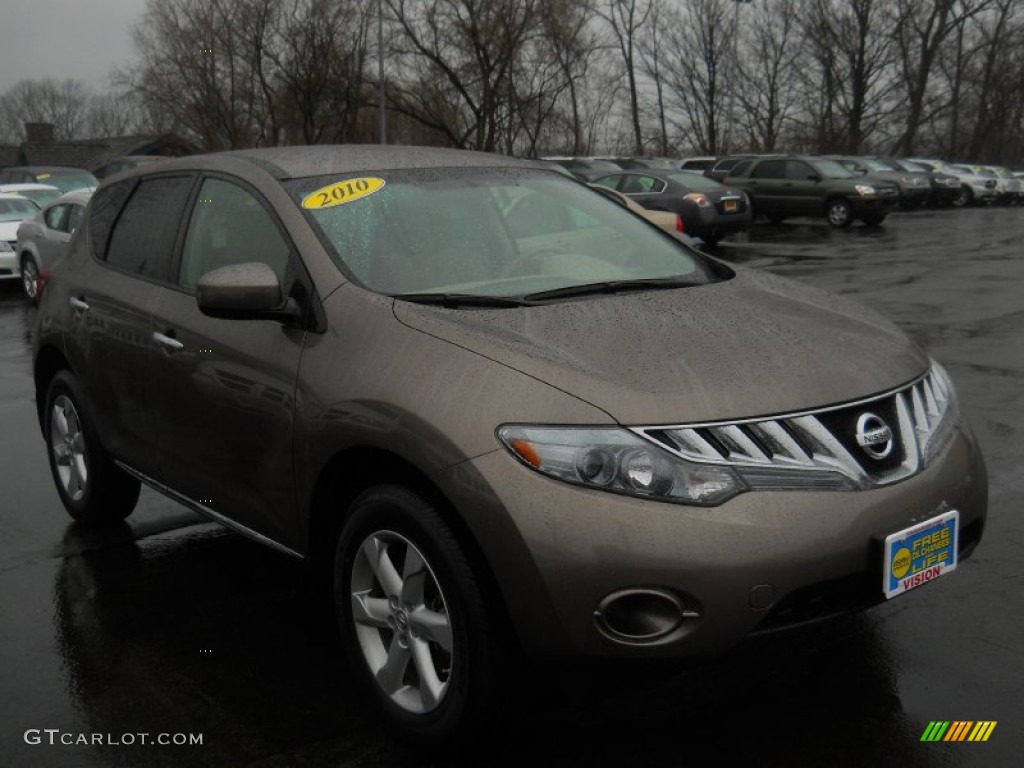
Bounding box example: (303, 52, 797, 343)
(334, 485, 511, 749)
(825, 198, 854, 228)
(44, 371, 140, 524)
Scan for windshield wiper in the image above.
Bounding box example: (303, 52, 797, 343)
(522, 277, 701, 302)
(394, 292, 535, 308)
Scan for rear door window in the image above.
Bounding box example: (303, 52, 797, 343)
(104, 176, 194, 281)
(753, 160, 786, 179)
(89, 180, 136, 258)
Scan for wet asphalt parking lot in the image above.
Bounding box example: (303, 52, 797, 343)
(1, 206, 1022, 767)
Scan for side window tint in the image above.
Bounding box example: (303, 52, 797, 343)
(179, 178, 291, 291)
(45, 204, 69, 231)
(592, 174, 622, 191)
(67, 204, 84, 234)
(89, 180, 135, 257)
(786, 161, 815, 180)
(731, 160, 753, 176)
(622, 175, 658, 194)
(753, 160, 786, 179)
(105, 176, 193, 280)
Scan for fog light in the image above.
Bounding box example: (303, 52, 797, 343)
(595, 589, 695, 643)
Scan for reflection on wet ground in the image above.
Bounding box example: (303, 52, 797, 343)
(2, 207, 1023, 766)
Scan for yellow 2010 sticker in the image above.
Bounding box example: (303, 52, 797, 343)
(302, 177, 385, 210)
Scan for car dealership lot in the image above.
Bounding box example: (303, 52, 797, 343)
(1, 207, 1022, 767)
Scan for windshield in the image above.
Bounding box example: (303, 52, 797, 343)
(16, 188, 62, 206)
(33, 171, 97, 193)
(0, 197, 40, 222)
(286, 167, 717, 299)
(865, 159, 896, 171)
(813, 160, 855, 179)
(900, 160, 928, 172)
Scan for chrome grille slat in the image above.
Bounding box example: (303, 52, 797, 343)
(713, 425, 773, 464)
(632, 368, 953, 490)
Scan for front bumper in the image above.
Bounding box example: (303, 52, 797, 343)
(464, 426, 986, 659)
(850, 195, 899, 216)
(0, 248, 18, 280)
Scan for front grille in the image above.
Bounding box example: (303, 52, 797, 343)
(633, 368, 953, 489)
(985, 180, 997, 189)
(877, 185, 899, 196)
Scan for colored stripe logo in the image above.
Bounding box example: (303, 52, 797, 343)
(921, 721, 997, 742)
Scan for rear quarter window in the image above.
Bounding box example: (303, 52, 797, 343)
(89, 181, 134, 257)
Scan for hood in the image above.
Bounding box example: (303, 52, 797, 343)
(393, 268, 928, 425)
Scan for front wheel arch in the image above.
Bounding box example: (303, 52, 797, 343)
(307, 448, 514, 641)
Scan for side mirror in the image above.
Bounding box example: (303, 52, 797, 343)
(196, 262, 302, 323)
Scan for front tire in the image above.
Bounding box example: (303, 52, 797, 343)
(21, 255, 39, 302)
(826, 198, 854, 228)
(44, 371, 140, 524)
(334, 485, 508, 747)
(862, 213, 887, 226)
(952, 185, 972, 207)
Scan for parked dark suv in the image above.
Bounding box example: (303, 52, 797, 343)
(726, 155, 899, 227)
(34, 147, 986, 745)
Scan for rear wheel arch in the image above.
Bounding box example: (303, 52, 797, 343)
(35, 346, 71, 430)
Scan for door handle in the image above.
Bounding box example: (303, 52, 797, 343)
(153, 331, 184, 351)
(69, 296, 89, 312)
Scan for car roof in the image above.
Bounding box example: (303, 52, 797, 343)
(214, 146, 544, 179)
(50, 189, 93, 205)
(0, 183, 62, 191)
(4, 165, 92, 173)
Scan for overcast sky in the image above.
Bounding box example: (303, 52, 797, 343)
(0, 0, 146, 94)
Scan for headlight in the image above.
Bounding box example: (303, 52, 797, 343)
(922, 360, 961, 463)
(683, 192, 711, 208)
(0, 241, 12, 252)
(854, 184, 877, 196)
(497, 426, 744, 506)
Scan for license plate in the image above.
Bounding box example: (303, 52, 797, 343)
(883, 510, 958, 599)
(724, 200, 738, 212)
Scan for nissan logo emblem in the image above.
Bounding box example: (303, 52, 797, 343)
(855, 412, 894, 460)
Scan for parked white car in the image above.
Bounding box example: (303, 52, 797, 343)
(0, 183, 63, 209)
(907, 159, 999, 207)
(15, 188, 92, 301)
(0, 193, 42, 284)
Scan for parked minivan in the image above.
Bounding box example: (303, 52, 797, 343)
(34, 146, 987, 745)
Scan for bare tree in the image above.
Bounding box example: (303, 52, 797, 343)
(797, 0, 899, 153)
(385, 0, 538, 151)
(1, 79, 92, 141)
(598, 0, 651, 154)
(659, 0, 735, 154)
(734, 0, 802, 152)
(893, 0, 994, 155)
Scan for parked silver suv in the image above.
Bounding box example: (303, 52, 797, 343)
(34, 147, 987, 745)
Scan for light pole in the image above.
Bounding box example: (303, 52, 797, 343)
(378, 0, 387, 145)
(727, 0, 752, 154)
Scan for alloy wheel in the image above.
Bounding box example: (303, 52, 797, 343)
(22, 259, 38, 300)
(50, 395, 88, 501)
(827, 200, 852, 227)
(350, 530, 453, 714)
